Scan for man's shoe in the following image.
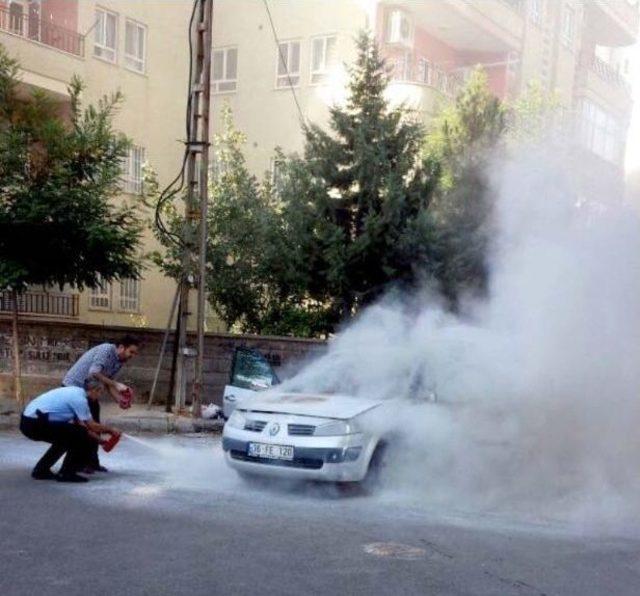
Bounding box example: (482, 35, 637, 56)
(94, 465, 109, 473)
(56, 472, 89, 483)
(31, 469, 57, 480)
(82, 467, 96, 475)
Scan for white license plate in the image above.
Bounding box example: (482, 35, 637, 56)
(248, 442, 294, 461)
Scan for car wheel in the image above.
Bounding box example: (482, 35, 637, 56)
(361, 442, 388, 493)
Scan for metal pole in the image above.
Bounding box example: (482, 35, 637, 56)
(175, 0, 214, 415)
(192, 0, 213, 419)
(147, 284, 180, 409)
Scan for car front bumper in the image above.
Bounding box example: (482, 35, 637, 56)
(221, 434, 371, 482)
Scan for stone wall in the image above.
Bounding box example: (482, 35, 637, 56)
(0, 319, 326, 405)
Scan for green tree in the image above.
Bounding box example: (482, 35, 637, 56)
(424, 68, 506, 305)
(275, 31, 440, 327)
(0, 45, 143, 402)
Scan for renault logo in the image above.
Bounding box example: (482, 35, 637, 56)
(269, 423, 280, 436)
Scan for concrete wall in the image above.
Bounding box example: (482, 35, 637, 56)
(0, 319, 325, 406)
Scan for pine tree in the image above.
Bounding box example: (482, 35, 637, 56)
(288, 31, 439, 321)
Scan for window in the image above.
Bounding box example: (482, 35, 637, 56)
(122, 145, 145, 194)
(212, 47, 238, 93)
(561, 4, 575, 49)
(310, 35, 336, 84)
(529, 0, 543, 24)
(94, 8, 117, 63)
(89, 275, 112, 310)
(119, 278, 140, 312)
(276, 40, 300, 88)
(8, 2, 24, 35)
(124, 19, 146, 73)
(385, 9, 412, 47)
(270, 158, 286, 194)
(577, 99, 624, 164)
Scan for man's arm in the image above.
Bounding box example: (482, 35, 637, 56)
(91, 371, 127, 403)
(78, 418, 119, 442)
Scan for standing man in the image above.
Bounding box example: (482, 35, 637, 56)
(63, 335, 140, 472)
(20, 379, 120, 483)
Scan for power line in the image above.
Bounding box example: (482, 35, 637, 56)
(261, 0, 306, 125)
(153, 0, 199, 248)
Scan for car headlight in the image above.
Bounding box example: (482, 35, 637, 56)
(226, 409, 247, 429)
(314, 420, 353, 436)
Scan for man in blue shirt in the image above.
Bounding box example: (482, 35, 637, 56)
(63, 335, 139, 472)
(20, 379, 120, 483)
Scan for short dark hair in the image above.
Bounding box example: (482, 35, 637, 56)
(118, 335, 140, 348)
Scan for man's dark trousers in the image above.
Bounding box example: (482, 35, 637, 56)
(20, 414, 94, 475)
(87, 398, 101, 468)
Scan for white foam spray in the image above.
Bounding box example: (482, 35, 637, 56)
(280, 146, 640, 533)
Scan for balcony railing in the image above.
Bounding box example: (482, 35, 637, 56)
(390, 58, 464, 97)
(0, 291, 79, 318)
(579, 53, 632, 97)
(0, 5, 84, 57)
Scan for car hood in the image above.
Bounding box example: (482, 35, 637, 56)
(239, 392, 383, 420)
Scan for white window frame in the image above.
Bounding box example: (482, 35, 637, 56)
(212, 46, 238, 93)
(561, 4, 575, 49)
(94, 7, 118, 63)
(275, 39, 301, 88)
(124, 18, 146, 73)
(89, 275, 112, 311)
(123, 145, 146, 195)
(310, 35, 336, 85)
(118, 278, 140, 313)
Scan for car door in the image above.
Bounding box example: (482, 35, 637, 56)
(222, 347, 280, 418)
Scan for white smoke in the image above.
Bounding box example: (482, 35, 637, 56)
(282, 146, 640, 532)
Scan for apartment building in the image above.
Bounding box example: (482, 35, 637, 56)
(0, 0, 206, 330)
(210, 0, 638, 200)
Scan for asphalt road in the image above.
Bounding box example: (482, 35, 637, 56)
(1, 432, 638, 596)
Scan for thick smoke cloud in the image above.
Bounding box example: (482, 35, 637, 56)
(282, 147, 640, 532)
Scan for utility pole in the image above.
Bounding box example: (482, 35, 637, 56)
(175, 0, 213, 415)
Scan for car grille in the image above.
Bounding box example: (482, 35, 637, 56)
(288, 424, 316, 436)
(230, 450, 323, 470)
(243, 420, 267, 432)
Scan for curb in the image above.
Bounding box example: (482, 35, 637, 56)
(103, 416, 224, 434)
(0, 413, 223, 434)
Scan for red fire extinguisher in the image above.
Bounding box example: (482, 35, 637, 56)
(102, 431, 122, 453)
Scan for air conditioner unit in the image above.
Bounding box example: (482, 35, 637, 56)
(386, 9, 412, 47)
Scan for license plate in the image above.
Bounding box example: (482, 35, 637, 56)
(248, 442, 294, 461)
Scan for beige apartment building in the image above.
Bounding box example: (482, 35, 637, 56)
(210, 0, 638, 201)
(0, 0, 637, 331)
(0, 0, 199, 330)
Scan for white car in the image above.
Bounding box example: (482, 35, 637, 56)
(222, 391, 392, 483)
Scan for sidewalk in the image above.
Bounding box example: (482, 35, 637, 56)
(0, 398, 224, 434)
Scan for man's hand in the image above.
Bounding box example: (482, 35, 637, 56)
(115, 382, 128, 393)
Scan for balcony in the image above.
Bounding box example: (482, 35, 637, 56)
(390, 57, 464, 96)
(0, 5, 84, 57)
(576, 52, 633, 113)
(381, 0, 524, 53)
(0, 291, 79, 319)
(584, 0, 640, 47)
(385, 57, 463, 117)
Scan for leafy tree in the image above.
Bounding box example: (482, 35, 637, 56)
(424, 68, 506, 305)
(0, 45, 143, 402)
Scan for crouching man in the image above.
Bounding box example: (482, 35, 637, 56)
(20, 378, 120, 483)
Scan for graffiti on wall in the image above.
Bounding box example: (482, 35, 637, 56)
(0, 333, 88, 373)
